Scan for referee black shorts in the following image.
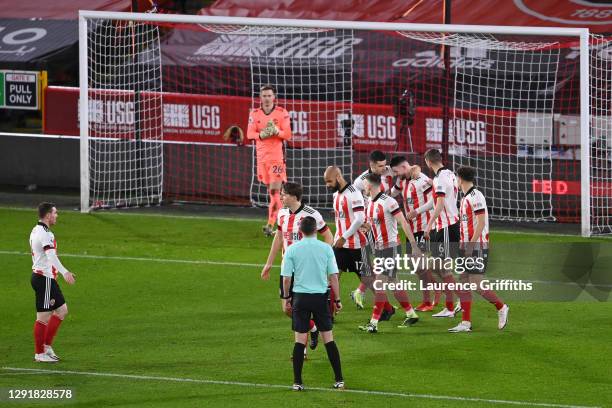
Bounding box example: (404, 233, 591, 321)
(430, 222, 460, 259)
(31, 273, 65, 312)
(333, 247, 364, 276)
(291, 292, 333, 333)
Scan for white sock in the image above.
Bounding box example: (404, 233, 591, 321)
(369, 318, 379, 325)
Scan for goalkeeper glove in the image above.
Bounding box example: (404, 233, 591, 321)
(265, 120, 279, 136)
(259, 127, 272, 139)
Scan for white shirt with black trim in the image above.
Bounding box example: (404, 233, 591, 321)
(432, 167, 460, 231)
(30, 222, 67, 280)
(277, 204, 329, 252)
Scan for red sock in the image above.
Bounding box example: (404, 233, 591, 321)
(480, 290, 504, 310)
(462, 301, 472, 322)
(443, 275, 456, 310)
(372, 302, 385, 321)
(457, 281, 472, 321)
(383, 302, 393, 312)
(358, 282, 366, 293)
(44, 315, 63, 346)
(434, 290, 442, 305)
(34, 320, 47, 354)
(399, 301, 412, 311)
(418, 270, 431, 303)
(393, 290, 412, 311)
(268, 190, 281, 226)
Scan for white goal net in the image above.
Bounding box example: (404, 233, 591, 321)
(79, 12, 610, 236)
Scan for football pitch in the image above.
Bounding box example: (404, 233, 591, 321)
(1, 207, 611, 408)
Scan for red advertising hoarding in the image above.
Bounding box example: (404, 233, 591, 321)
(44, 86, 518, 154)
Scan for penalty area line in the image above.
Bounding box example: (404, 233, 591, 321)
(0, 250, 275, 269)
(1, 367, 599, 408)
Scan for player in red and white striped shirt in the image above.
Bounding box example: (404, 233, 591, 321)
(389, 156, 441, 312)
(408, 149, 461, 318)
(358, 173, 421, 333)
(352, 150, 395, 196)
(350, 150, 396, 310)
(449, 166, 508, 333)
(325, 167, 367, 250)
(29, 202, 76, 362)
(260, 182, 333, 352)
(324, 166, 376, 310)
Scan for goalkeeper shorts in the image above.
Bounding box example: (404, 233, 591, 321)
(257, 160, 287, 185)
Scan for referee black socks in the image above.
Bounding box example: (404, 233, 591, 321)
(324, 341, 343, 382)
(292, 342, 306, 384)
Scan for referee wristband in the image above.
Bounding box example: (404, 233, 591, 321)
(334, 299, 341, 304)
(282, 295, 291, 300)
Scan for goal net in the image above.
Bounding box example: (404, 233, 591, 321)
(589, 34, 612, 235)
(83, 18, 164, 209)
(79, 12, 611, 236)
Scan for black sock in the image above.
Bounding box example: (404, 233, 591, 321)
(324, 341, 343, 382)
(292, 342, 306, 384)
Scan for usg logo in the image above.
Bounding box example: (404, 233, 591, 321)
(337, 113, 396, 141)
(426, 118, 486, 145)
(290, 111, 308, 136)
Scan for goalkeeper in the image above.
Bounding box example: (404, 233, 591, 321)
(247, 85, 292, 237)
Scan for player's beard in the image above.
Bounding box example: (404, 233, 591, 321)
(327, 182, 341, 193)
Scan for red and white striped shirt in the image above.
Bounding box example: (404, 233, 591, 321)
(353, 167, 395, 195)
(333, 184, 367, 249)
(432, 167, 460, 231)
(460, 187, 489, 245)
(277, 204, 329, 251)
(366, 192, 402, 250)
(30, 222, 60, 279)
(396, 173, 433, 233)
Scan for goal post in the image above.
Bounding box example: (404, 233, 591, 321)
(580, 31, 590, 237)
(78, 11, 607, 236)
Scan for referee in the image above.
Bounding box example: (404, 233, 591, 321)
(281, 216, 344, 391)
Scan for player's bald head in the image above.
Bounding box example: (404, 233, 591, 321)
(324, 166, 342, 179)
(324, 166, 345, 193)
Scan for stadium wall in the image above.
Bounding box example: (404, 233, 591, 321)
(0, 135, 80, 188)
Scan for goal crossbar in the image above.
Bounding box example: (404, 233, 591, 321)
(79, 10, 588, 37)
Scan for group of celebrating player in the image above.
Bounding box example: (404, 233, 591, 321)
(249, 85, 509, 351)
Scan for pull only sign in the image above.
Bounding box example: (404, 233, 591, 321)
(0, 70, 40, 110)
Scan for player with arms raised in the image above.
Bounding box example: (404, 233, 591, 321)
(247, 85, 292, 237)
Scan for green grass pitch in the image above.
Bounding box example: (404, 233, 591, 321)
(0, 207, 611, 407)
